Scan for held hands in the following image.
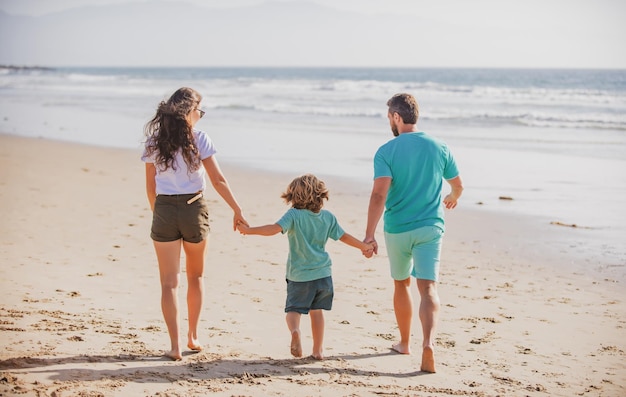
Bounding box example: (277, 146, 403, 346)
(233, 212, 249, 231)
(362, 239, 378, 259)
(236, 220, 250, 235)
(361, 243, 375, 258)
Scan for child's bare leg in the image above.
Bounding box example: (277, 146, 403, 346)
(286, 311, 302, 357)
(310, 309, 325, 360)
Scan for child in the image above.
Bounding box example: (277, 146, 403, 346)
(237, 174, 374, 360)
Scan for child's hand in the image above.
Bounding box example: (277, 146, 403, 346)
(236, 221, 250, 235)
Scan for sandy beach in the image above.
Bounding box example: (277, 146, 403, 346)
(0, 134, 624, 396)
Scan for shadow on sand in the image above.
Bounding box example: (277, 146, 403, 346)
(1, 349, 430, 383)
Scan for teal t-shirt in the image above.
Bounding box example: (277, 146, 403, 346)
(276, 208, 345, 282)
(373, 132, 459, 234)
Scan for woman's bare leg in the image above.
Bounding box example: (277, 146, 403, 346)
(182, 238, 207, 351)
(154, 240, 182, 360)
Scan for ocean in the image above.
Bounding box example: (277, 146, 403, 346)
(1, 66, 625, 271)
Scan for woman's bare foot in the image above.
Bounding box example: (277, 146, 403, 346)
(310, 352, 324, 360)
(187, 342, 203, 351)
(290, 330, 302, 358)
(164, 350, 182, 361)
(391, 342, 411, 354)
(187, 332, 202, 351)
(187, 335, 202, 351)
(420, 346, 436, 373)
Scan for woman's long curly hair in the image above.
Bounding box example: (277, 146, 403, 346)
(144, 87, 202, 173)
(281, 174, 329, 213)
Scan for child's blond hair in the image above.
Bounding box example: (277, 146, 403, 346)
(281, 174, 329, 213)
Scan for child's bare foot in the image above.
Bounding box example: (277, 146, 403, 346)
(164, 350, 182, 361)
(420, 346, 436, 373)
(391, 342, 411, 354)
(290, 330, 302, 358)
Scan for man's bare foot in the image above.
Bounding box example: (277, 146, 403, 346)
(420, 346, 436, 373)
(391, 342, 411, 354)
(290, 330, 302, 358)
(164, 350, 182, 361)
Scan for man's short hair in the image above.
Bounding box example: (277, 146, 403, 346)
(387, 93, 419, 124)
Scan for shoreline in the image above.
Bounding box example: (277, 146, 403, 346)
(209, 134, 626, 285)
(1, 134, 624, 396)
(2, 132, 623, 282)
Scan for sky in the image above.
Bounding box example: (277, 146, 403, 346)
(1, 0, 625, 68)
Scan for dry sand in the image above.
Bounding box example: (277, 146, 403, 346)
(0, 134, 624, 396)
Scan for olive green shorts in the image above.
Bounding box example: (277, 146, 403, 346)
(150, 193, 209, 243)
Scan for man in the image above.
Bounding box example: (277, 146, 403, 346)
(365, 93, 463, 373)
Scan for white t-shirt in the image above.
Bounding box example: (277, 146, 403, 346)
(141, 129, 217, 195)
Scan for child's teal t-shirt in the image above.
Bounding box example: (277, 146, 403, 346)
(276, 208, 345, 282)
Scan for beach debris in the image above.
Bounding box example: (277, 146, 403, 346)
(550, 221, 592, 229)
(498, 196, 513, 200)
(527, 384, 547, 392)
(476, 201, 484, 205)
(550, 221, 577, 227)
(377, 333, 395, 341)
(437, 338, 456, 348)
(470, 332, 496, 345)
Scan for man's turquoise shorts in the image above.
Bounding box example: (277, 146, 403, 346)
(384, 225, 443, 282)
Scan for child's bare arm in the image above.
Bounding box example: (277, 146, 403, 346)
(237, 222, 282, 236)
(339, 232, 375, 257)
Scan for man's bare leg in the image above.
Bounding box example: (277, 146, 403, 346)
(391, 277, 413, 354)
(417, 279, 439, 373)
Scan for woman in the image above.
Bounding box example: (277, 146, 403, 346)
(142, 87, 247, 360)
